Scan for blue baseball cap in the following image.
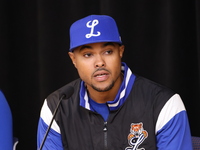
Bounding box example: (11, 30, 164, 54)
(69, 15, 122, 51)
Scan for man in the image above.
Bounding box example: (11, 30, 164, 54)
(37, 15, 193, 150)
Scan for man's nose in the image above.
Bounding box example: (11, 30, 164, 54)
(95, 55, 105, 68)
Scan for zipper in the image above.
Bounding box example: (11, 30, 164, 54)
(103, 122, 108, 150)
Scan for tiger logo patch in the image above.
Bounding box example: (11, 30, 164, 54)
(125, 122, 148, 150)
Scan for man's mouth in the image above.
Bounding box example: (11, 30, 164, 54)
(94, 73, 108, 77)
(93, 70, 109, 82)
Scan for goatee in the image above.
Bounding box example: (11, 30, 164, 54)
(91, 81, 114, 92)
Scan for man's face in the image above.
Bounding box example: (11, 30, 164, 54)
(68, 42, 124, 92)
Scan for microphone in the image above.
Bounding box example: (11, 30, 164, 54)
(39, 85, 74, 150)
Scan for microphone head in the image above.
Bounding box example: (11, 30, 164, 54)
(59, 85, 74, 99)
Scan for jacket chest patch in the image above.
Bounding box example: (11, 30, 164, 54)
(125, 122, 148, 150)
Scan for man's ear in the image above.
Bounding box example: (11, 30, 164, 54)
(119, 45, 125, 58)
(68, 52, 77, 68)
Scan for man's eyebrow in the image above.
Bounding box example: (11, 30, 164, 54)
(78, 42, 116, 51)
(103, 42, 115, 47)
(79, 45, 92, 51)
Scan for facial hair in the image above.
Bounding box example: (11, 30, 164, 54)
(91, 81, 114, 92)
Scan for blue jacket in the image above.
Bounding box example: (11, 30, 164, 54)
(37, 63, 193, 150)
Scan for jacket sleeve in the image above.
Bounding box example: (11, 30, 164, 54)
(0, 90, 13, 150)
(155, 94, 193, 150)
(37, 100, 63, 150)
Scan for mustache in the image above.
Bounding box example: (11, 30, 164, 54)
(92, 68, 110, 76)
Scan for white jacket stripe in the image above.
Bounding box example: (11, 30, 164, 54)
(155, 94, 186, 134)
(40, 100, 61, 134)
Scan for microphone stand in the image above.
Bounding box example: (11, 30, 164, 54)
(39, 94, 65, 150)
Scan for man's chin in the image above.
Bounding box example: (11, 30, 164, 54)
(91, 82, 114, 92)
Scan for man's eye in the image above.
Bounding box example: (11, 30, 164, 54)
(84, 53, 92, 57)
(105, 50, 113, 54)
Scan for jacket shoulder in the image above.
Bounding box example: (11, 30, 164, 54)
(46, 78, 81, 111)
(133, 75, 175, 97)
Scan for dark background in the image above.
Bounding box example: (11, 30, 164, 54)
(0, 0, 200, 149)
